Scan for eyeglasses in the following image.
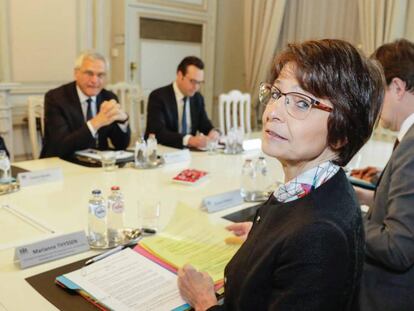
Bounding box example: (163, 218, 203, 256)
(259, 82, 333, 120)
(184, 76, 204, 86)
(81, 70, 106, 80)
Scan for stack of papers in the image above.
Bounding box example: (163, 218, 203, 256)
(55, 203, 238, 310)
(75, 149, 134, 162)
(137, 203, 240, 284)
(56, 248, 188, 311)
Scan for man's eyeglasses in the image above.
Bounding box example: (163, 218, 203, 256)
(184, 76, 204, 87)
(259, 82, 333, 120)
(81, 70, 106, 80)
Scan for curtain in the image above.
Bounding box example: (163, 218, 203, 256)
(277, 0, 360, 52)
(244, 0, 287, 125)
(0, 0, 9, 81)
(358, 0, 409, 55)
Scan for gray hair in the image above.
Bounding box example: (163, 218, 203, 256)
(74, 50, 109, 70)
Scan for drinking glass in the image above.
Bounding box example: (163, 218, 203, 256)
(100, 151, 116, 171)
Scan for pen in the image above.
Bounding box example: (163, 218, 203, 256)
(85, 245, 125, 266)
(141, 227, 157, 235)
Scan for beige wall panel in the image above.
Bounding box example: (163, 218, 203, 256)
(9, 0, 77, 82)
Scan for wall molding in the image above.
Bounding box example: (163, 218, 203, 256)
(124, 0, 217, 115)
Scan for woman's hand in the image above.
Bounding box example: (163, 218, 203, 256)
(177, 264, 217, 311)
(225, 222, 253, 241)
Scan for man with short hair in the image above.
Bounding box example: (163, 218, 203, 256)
(357, 39, 414, 311)
(145, 56, 219, 149)
(41, 51, 130, 159)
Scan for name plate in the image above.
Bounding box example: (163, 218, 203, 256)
(14, 231, 89, 269)
(201, 189, 244, 213)
(243, 138, 262, 151)
(163, 149, 191, 164)
(17, 167, 63, 187)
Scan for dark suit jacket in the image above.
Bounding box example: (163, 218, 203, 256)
(360, 124, 414, 311)
(40, 82, 130, 159)
(209, 170, 364, 311)
(145, 84, 214, 148)
(0, 136, 9, 157)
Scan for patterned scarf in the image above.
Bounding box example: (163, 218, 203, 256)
(274, 161, 339, 203)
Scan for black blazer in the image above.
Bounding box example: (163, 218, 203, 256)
(0, 136, 9, 157)
(40, 82, 130, 159)
(209, 170, 364, 311)
(145, 84, 214, 148)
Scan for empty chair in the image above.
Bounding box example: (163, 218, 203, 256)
(218, 90, 252, 135)
(27, 96, 45, 159)
(106, 82, 147, 141)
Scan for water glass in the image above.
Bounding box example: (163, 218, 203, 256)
(100, 151, 116, 171)
(137, 200, 161, 232)
(0, 150, 11, 183)
(206, 137, 218, 155)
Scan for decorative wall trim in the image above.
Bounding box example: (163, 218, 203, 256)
(124, 0, 217, 115)
(0, 0, 11, 81)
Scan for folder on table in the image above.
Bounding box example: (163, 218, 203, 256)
(55, 248, 189, 311)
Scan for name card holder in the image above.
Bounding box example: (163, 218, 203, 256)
(17, 167, 63, 187)
(162, 149, 191, 164)
(201, 189, 244, 213)
(14, 231, 89, 269)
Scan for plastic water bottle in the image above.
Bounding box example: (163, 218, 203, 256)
(0, 150, 11, 183)
(255, 156, 268, 196)
(88, 189, 108, 248)
(134, 136, 147, 167)
(146, 133, 158, 163)
(240, 159, 256, 201)
(107, 186, 125, 246)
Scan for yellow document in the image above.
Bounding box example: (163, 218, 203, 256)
(140, 203, 240, 282)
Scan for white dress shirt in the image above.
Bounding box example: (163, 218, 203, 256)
(398, 112, 414, 142)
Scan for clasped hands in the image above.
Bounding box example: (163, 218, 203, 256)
(177, 222, 252, 310)
(90, 99, 128, 131)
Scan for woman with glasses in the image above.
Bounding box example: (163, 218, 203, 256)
(177, 39, 384, 310)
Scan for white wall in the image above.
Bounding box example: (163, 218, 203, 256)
(8, 0, 78, 83)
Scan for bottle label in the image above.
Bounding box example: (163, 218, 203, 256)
(112, 201, 124, 213)
(90, 203, 106, 219)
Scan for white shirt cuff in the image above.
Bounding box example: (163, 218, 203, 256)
(182, 134, 191, 146)
(87, 121, 97, 137)
(117, 121, 129, 132)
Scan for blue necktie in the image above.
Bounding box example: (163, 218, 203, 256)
(181, 97, 188, 135)
(86, 98, 93, 121)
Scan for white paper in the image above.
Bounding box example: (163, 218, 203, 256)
(64, 248, 187, 311)
(75, 149, 134, 161)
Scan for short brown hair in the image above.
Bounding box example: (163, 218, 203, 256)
(177, 56, 204, 75)
(271, 39, 385, 166)
(371, 39, 414, 92)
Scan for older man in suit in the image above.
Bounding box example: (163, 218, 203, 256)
(145, 56, 219, 149)
(357, 39, 414, 311)
(41, 51, 130, 159)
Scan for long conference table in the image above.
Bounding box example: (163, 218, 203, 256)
(0, 136, 392, 311)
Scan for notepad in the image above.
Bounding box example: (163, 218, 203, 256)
(139, 202, 240, 283)
(56, 248, 188, 311)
